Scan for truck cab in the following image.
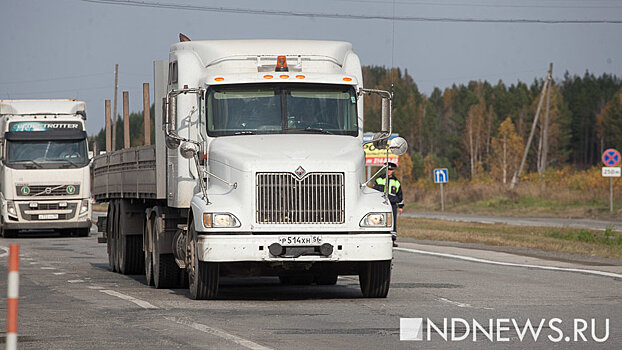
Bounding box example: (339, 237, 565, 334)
(0, 99, 92, 237)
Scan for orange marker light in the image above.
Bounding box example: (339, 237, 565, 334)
(264, 75, 274, 79)
(343, 77, 352, 81)
(296, 75, 305, 79)
(280, 75, 290, 79)
(275, 56, 288, 72)
(214, 77, 224, 81)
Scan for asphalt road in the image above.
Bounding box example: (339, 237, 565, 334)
(1, 223, 621, 349)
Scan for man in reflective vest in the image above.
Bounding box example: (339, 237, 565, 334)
(373, 162, 404, 247)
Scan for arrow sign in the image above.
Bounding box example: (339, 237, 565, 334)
(434, 168, 448, 184)
(602, 149, 621, 167)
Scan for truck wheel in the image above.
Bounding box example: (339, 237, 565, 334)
(188, 224, 219, 299)
(119, 235, 144, 275)
(152, 216, 180, 289)
(144, 218, 154, 286)
(359, 260, 391, 298)
(314, 273, 338, 285)
(107, 202, 118, 272)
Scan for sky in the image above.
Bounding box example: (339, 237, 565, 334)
(1, 0, 621, 135)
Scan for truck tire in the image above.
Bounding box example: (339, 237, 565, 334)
(77, 228, 90, 237)
(188, 223, 219, 300)
(119, 235, 144, 275)
(152, 216, 180, 289)
(107, 201, 118, 272)
(1, 229, 17, 238)
(359, 260, 391, 298)
(144, 218, 154, 286)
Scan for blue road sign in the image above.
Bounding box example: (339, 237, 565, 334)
(602, 149, 620, 167)
(434, 168, 448, 184)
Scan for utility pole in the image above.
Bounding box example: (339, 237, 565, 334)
(105, 99, 111, 152)
(143, 83, 151, 145)
(112, 64, 119, 151)
(123, 91, 130, 149)
(540, 63, 553, 176)
(510, 64, 552, 189)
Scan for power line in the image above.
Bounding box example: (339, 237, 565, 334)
(76, 0, 622, 24)
(324, 0, 622, 10)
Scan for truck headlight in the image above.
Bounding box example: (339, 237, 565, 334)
(79, 199, 89, 215)
(203, 213, 240, 228)
(360, 212, 392, 227)
(7, 201, 17, 217)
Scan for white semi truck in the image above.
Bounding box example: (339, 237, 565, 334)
(93, 38, 407, 299)
(0, 99, 92, 238)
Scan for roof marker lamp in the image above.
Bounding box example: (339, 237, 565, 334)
(275, 56, 288, 72)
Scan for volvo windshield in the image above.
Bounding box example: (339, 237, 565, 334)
(6, 139, 88, 169)
(206, 84, 358, 137)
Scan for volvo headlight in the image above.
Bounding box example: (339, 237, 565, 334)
(360, 212, 393, 227)
(79, 199, 89, 215)
(203, 213, 240, 228)
(7, 201, 17, 217)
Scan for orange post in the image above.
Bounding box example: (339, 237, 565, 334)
(7, 244, 19, 350)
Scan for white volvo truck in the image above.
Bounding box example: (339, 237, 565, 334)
(93, 38, 407, 299)
(0, 99, 92, 238)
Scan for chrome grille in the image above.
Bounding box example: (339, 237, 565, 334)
(16, 185, 80, 197)
(256, 172, 345, 224)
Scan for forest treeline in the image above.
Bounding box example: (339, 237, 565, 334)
(362, 66, 622, 183)
(90, 67, 622, 184)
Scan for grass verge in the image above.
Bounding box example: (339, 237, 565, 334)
(399, 217, 622, 260)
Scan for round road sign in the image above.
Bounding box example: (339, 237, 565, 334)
(602, 148, 621, 167)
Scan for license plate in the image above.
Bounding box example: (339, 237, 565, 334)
(278, 235, 322, 246)
(39, 214, 59, 220)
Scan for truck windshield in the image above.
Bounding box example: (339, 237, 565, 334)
(206, 84, 358, 136)
(6, 139, 88, 169)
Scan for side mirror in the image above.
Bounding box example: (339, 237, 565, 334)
(381, 97, 391, 133)
(389, 136, 408, 156)
(179, 141, 198, 159)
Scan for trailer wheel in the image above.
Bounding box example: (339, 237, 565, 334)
(152, 215, 180, 289)
(144, 218, 154, 286)
(188, 224, 219, 300)
(107, 201, 118, 272)
(119, 235, 143, 275)
(359, 260, 391, 298)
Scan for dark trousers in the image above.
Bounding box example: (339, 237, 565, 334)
(391, 204, 398, 241)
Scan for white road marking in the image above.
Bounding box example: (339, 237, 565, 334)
(67, 279, 85, 283)
(40, 267, 56, 270)
(99, 290, 159, 309)
(437, 297, 494, 310)
(0, 246, 8, 258)
(87, 286, 105, 290)
(53, 272, 66, 275)
(166, 316, 274, 350)
(396, 247, 622, 279)
(437, 297, 471, 308)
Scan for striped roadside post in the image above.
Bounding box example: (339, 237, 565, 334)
(6, 244, 19, 350)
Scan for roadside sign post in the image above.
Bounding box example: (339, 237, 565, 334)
(434, 168, 448, 211)
(602, 148, 621, 213)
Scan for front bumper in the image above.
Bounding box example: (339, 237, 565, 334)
(3, 220, 92, 230)
(196, 233, 392, 262)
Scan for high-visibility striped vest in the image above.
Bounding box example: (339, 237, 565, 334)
(375, 177, 401, 195)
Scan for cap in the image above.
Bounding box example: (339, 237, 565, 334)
(388, 162, 398, 170)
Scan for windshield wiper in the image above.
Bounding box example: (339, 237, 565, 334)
(286, 127, 334, 135)
(49, 158, 81, 168)
(13, 160, 43, 168)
